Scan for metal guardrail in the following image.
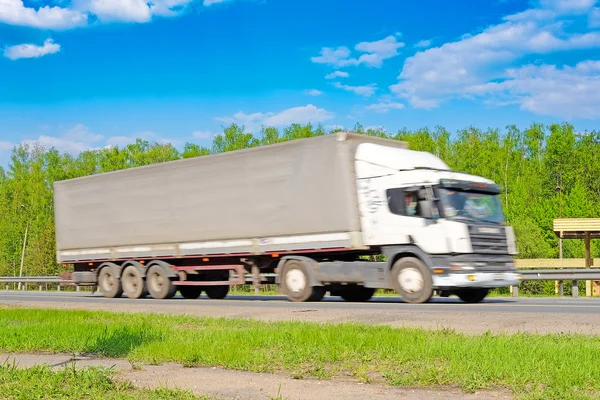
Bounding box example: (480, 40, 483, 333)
(0, 276, 80, 292)
(513, 269, 600, 298)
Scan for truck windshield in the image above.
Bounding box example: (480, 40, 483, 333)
(438, 189, 505, 225)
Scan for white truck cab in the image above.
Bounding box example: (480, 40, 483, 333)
(353, 142, 520, 302)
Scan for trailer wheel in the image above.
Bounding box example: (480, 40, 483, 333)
(280, 260, 323, 302)
(455, 288, 489, 303)
(98, 267, 123, 299)
(340, 286, 375, 302)
(146, 265, 176, 299)
(391, 257, 433, 304)
(121, 265, 147, 299)
(179, 286, 203, 299)
(205, 285, 229, 299)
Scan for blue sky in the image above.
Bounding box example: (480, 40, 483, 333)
(0, 0, 599, 157)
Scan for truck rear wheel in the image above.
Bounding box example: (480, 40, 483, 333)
(121, 265, 147, 299)
(146, 265, 176, 299)
(179, 286, 202, 299)
(391, 257, 433, 304)
(455, 288, 489, 303)
(205, 285, 229, 299)
(340, 286, 375, 302)
(98, 267, 123, 298)
(280, 260, 324, 302)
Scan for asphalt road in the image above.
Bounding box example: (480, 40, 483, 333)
(2, 291, 600, 334)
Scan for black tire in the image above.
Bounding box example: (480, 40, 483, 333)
(204, 285, 229, 299)
(98, 267, 123, 298)
(280, 260, 324, 302)
(391, 257, 434, 304)
(179, 286, 203, 299)
(146, 264, 176, 299)
(121, 265, 147, 299)
(340, 286, 375, 302)
(455, 288, 489, 303)
(308, 286, 326, 302)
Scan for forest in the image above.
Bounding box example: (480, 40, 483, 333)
(0, 121, 598, 278)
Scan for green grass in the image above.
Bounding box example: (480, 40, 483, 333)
(1, 307, 600, 400)
(0, 362, 207, 400)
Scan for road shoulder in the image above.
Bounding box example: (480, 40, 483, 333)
(1, 352, 511, 400)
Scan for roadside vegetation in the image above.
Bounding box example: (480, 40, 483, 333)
(0, 363, 204, 400)
(0, 121, 598, 296)
(1, 307, 599, 400)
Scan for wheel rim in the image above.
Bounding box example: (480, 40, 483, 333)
(101, 271, 115, 291)
(285, 269, 306, 293)
(123, 270, 140, 294)
(149, 271, 164, 293)
(398, 267, 424, 293)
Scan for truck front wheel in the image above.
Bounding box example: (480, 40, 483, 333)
(340, 286, 375, 302)
(455, 288, 489, 303)
(205, 285, 229, 299)
(280, 260, 325, 302)
(179, 286, 202, 299)
(391, 257, 433, 304)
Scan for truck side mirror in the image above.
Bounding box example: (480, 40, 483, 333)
(419, 199, 434, 219)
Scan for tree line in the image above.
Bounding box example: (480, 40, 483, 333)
(0, 122, 598, 278)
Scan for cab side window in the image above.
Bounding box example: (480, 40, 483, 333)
(386, 188, 420, 217)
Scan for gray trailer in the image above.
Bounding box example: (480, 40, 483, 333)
(55, 132, 519, 304)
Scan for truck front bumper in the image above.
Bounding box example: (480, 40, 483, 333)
(432, 271, 521, 289)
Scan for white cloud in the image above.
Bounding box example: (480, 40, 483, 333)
(333, 81, 377, 97)
(73, 0, 153, 22)
(150, 0, 194, 16)
(591, 7, 600, 27)
(215, 104, 334, 131)
(414, 39, 432, 49)
(0, 0, 88, 29)
(106, 136, 137, 147)
(326, 124, 345, 131)
(192, 131, 216, 139)
(0, 0, 244, 29)
(311, 35, 405, 68)
(106, 131, 183, 147)
(366, 100, 406, 113)
(4, 38, 60, 60)
(539, 0, 597, 13)
(325, 71, 349, 79)
(468, 60, 600, 119)
(304, 89, 323, 96)
(0, 141, 13, 152)
(21, 124, 103, 154)
(62, 124, 104, 143)
(390, 1, 600, 111)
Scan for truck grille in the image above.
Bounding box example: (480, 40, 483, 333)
(468, 224, 508, 255)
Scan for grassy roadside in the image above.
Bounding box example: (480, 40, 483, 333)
(1, 307, 600, 400)
(0, 363, 205, 400)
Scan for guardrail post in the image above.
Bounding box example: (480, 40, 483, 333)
(572, 280, 579, 298)
(38, 285, 42, 291)
(57, 284, 61, 292)
(559, 280, 564, 297)
(76, 285, 80, 292)
(512, 284, 519, 297)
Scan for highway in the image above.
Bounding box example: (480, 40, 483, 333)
(2, 291, 600, 335)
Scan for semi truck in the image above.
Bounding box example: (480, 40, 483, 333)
(54, 132, 520, 304)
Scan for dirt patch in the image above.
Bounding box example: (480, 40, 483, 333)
(0, 352, 512, 400)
